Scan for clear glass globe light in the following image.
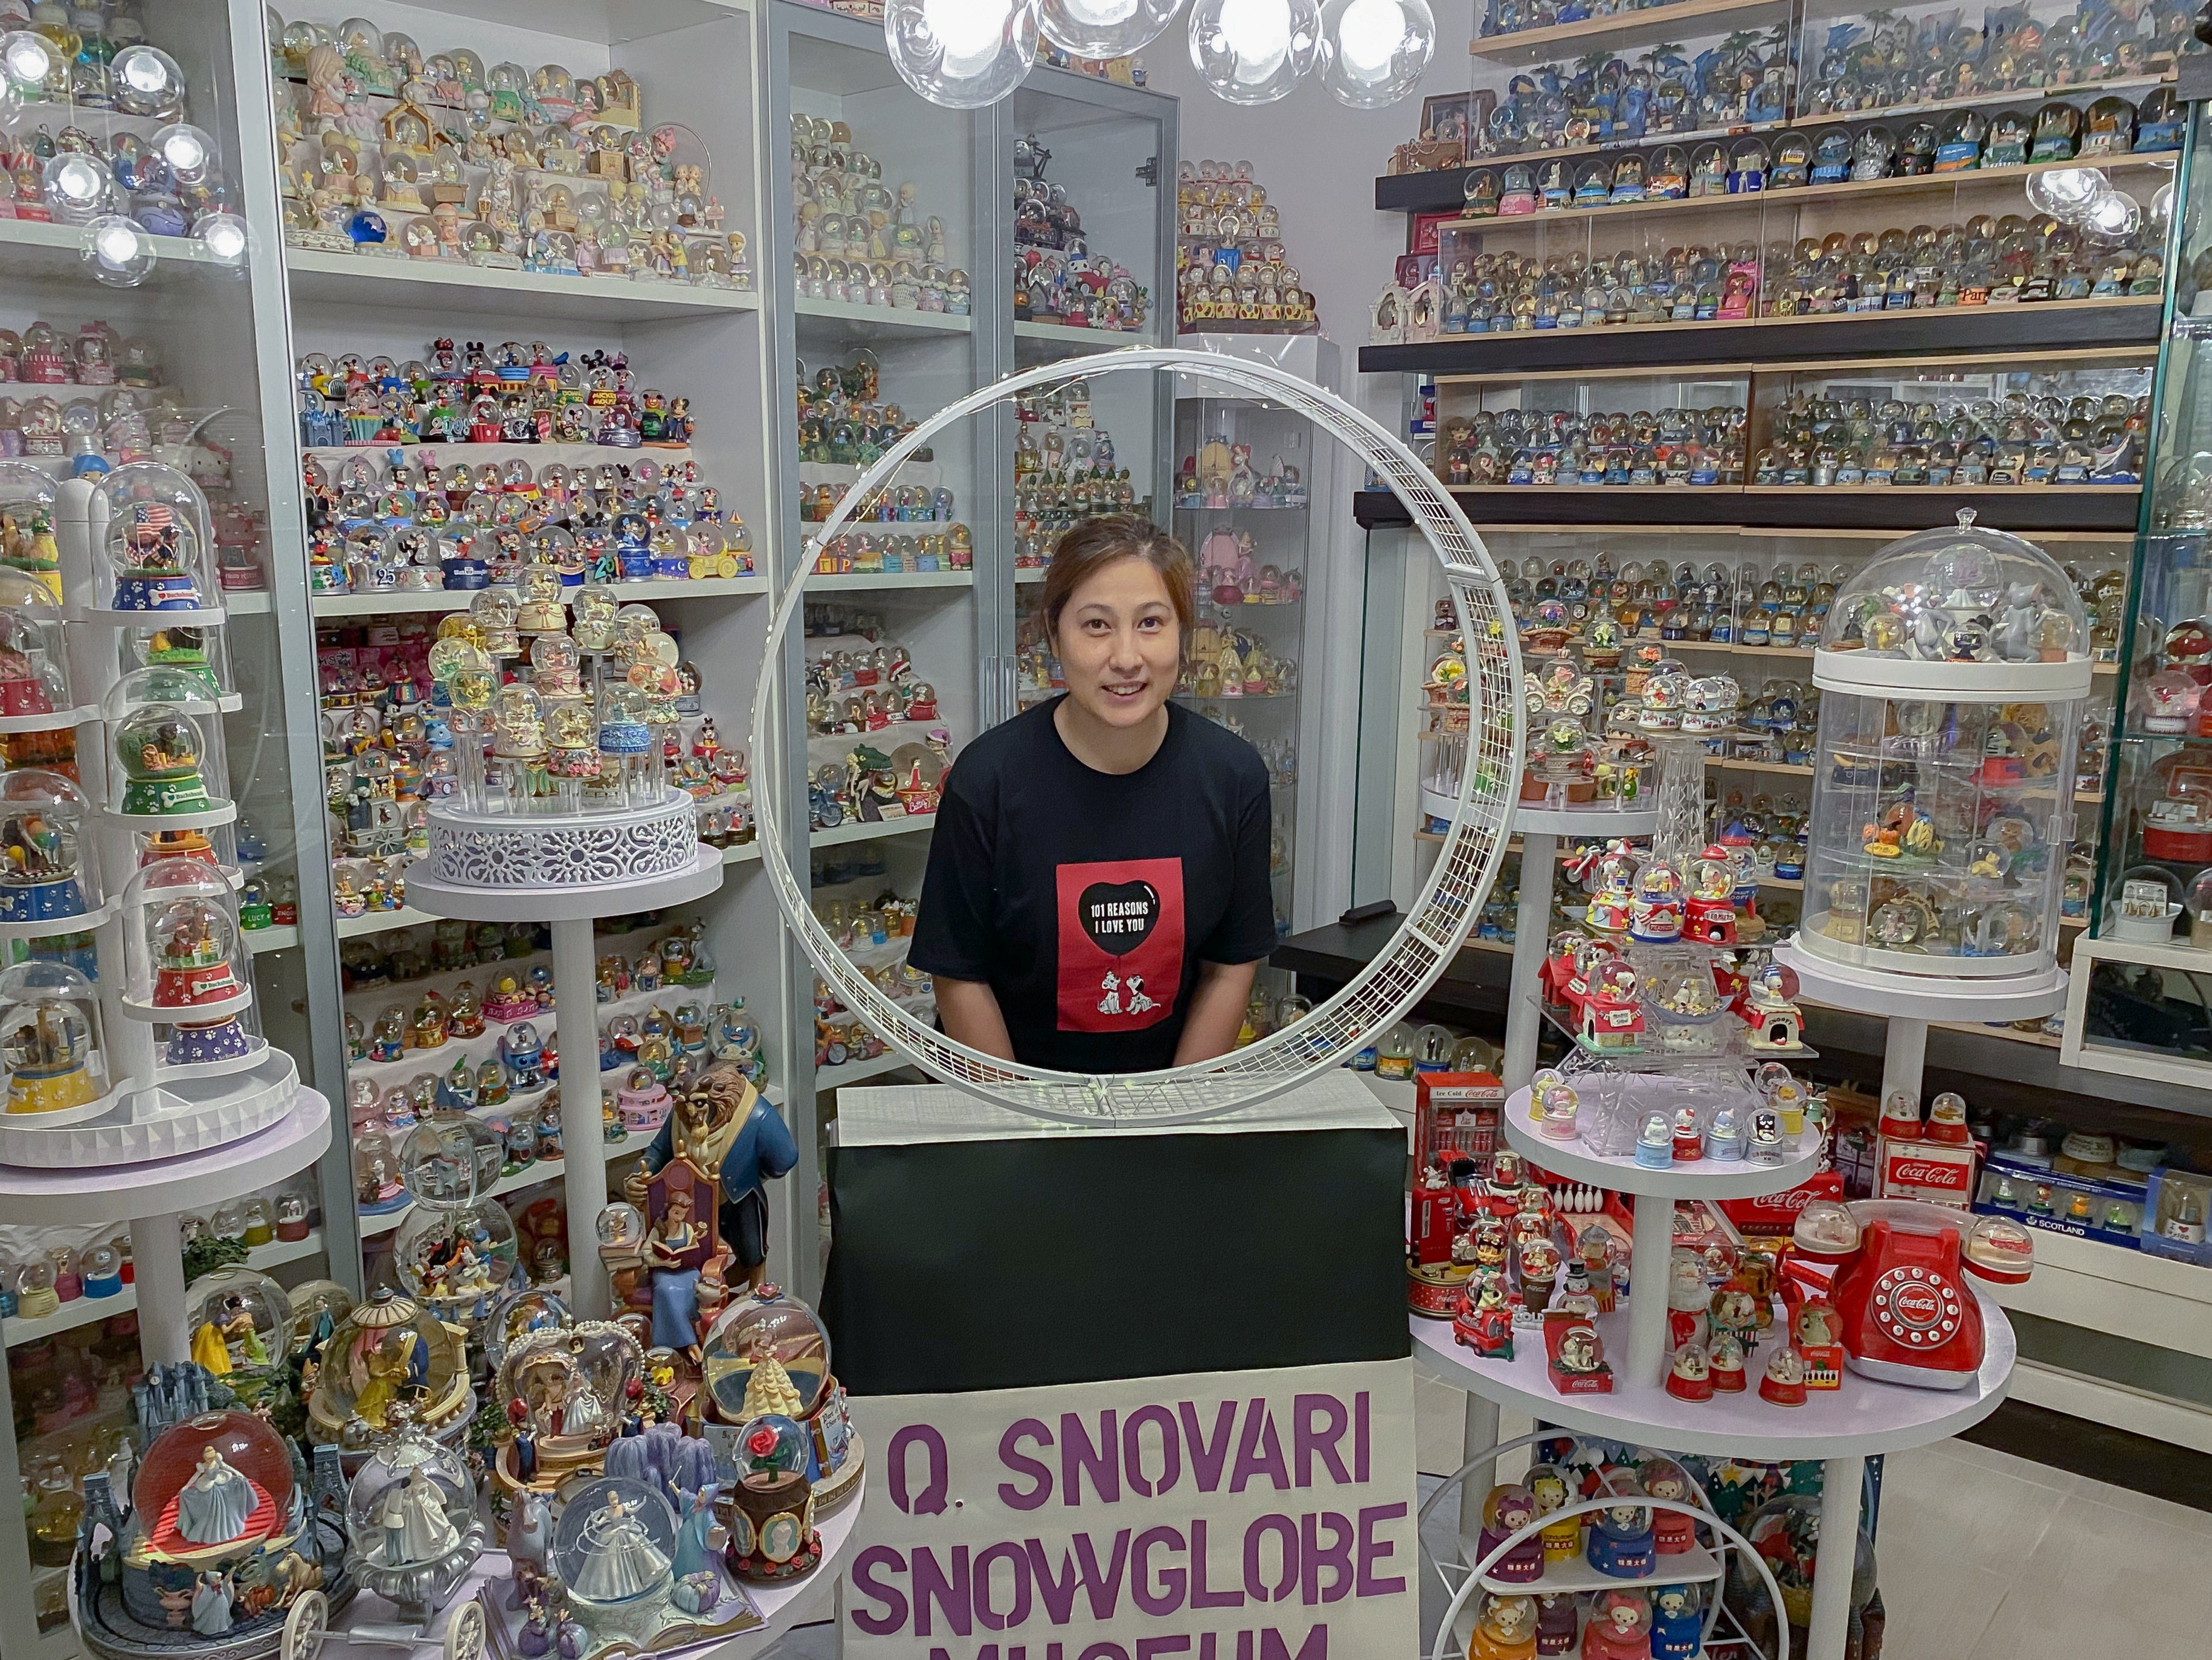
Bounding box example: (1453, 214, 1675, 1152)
(1189, 0, 1322, 105)
(1321, 0, 1432, 108)
(83, 216, 156, 288)
(2024, 166, 2103, 219)
(886, 0, 1040, 108)
(1038, 0, 1182, 58)
(1, 30, 54, 91)
(2083, 189, 2142, 240)
(193, 211, 249, 266)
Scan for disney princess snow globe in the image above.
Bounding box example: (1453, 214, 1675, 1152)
(550, 1475, 678, 1620)
(305, 1288, 474, 1457)
(342, 1406, 488, 1620)
(182, 1266, 295, 1375)
(1801, 513, 2085, 981)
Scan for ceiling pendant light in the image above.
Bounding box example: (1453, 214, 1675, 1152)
(1188, 0, 1322, 106)
(886, 0, 1040, 109)
(1320, 0, 1432, 108)
(1037, 0, 1182, 59)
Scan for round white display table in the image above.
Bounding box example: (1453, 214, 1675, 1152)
(1499, 803, 1660, 1088)
(0, 1085, 329, 1366)
(1775, 939, 2067, 1113)
(1502, 1093, 1820, 1388)
(405, 844, 724, 1319)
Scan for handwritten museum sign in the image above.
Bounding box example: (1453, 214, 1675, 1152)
(843, 1359, 1419, 1660)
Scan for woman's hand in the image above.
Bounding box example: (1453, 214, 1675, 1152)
(933, 976, 1017, 1061)
(1173, 959, 1258, 1066)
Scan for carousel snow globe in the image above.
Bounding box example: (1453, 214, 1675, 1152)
(341, 1406, 489, 1624)
(1799, 513, 2087, 979)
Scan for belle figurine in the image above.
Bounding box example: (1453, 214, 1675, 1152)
(645, 1187, 707, 1351)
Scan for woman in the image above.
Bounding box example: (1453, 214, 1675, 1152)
(912, 515, 1274, 1073)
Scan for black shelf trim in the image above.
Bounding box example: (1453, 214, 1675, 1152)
(1353, 486, 2143, 532)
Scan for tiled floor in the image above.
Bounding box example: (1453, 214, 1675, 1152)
(759, 1380, 2212, 1659)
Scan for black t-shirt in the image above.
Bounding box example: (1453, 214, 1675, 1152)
(910, 696, 1275, 1074)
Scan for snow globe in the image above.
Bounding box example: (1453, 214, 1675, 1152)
(342, 1406, 489, 1622)
(304, 1288, 475, 1457)
(0, 769, 97, 928)
(91, 463, 219, 613)
(182, 1266, 295, 1375)
(493, 1320, 645, 1496)
(391, 1115, 519, 1327)
(726, 1412, 822, 1584)
(0, 462, 63, 599)
(699, 1284, 860, 1507)
(105, 664, 232, 822)
(121, 617, 235, 704)
(550, 1475, 678, 1621)
(0, 959, 120, 1123)
(0, 570, 71, 718)
(118, 856, 251, 1044)
(1585, 1471, 1657, 1577)
(1801, 515, 2086, 980)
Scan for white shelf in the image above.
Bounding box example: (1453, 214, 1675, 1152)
(1483, 1543, 1723, 1595)
(334, 905, 440, 940)
(812, 812, 935, 849)
(246, 925, 300, 954)
(1014, 567, 1048, 584)
(226, 591, 274, 616)
(285, 248, 760, 323)
(405, 844, 724, 926)
(1502, 1090, 1823, 1198)
(1776, 941, 2068, 1023)
(0, 216, 220, 283)
(310, 574, 765, 617)
(805, 570, 975, 591)
(816, 1047, 919, 1090)
(794, 296, 971, 333)
(360, 1142, 648, 1238)
(723, 840, 762, 865)
(303, 442, 692, 468)
(1412, 1287, 2017, 1461)
(1014, 319, 1156, 347)
(3, 1229, 326, 1348)
(1512, 804, 1661, 838)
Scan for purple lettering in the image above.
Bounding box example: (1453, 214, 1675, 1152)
(1124, 1404, 1183, 1499)
(974, 1540, 1034, 1632)
(1261, 1627, 1329, 1660)
(1292, 1395, 1352, 1488)
(1244, 1513, 1299, 1603)
(1356, 1503, 1408, 1596)
(1301, 1513, 1355, 1604)
(1189, 1518, 1246, 1610)
(850, 1545, 908, 1634)
(1132, 1525, 1186, 1617)
(1072, 1529, 1132, 1620)
(1238, 1635, 1255, 1660)
(1179, 1399, 1239, 1492)
(889, 1424, 951, 1516)
(914, 1545, 973, 1637)
(1000, 1419, 1054, 1511)
(1063, 1411, 1120, 1505)
(1025, 1540, 1081, 1625)
(1354, 1392, 1370, 1484)
(1138, 1641, 1195, 1659)
(1230, 1401, 1289, 1493)
(1078, 1646, 1131, 1660)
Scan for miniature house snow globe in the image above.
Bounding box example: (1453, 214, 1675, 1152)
(341, 1407, 488, 1620)
(0, 959, 120, 1123)
(91, 462, 219, 614)
(0, 769, 98, 929)
(1801, 514, 2086, 980)
(0, 570, 73, 719)
(118, 857, 259, 1068)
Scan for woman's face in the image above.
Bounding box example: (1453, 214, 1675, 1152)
(1051, 556, 1181, 730)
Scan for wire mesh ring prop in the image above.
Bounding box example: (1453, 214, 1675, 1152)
(750, 346, 1524, 1124)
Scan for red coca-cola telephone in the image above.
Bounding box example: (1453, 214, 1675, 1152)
(1795, 1198, 2033, 1391)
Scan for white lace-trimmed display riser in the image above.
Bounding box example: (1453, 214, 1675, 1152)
(426, 790, 697, 888)
(0, 1047, 300, 1168)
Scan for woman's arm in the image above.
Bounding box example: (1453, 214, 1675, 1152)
(933, 975, 1017, 1062)
(1174, 959, 1257, 1064)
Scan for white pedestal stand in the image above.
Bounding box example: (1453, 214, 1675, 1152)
(1426, 1099, 1956, 1660)
(1497, 805, 1659, 1092)
(1773, 941, 2068, 1108)
(404, 848, 723, 1319)
(0, 1087, 331, 1363)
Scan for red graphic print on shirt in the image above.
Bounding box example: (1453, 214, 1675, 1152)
(1055, 857, 1185, 1034)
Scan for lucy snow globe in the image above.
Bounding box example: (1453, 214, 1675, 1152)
(0, 769, 98, 928)
(342, 1407, 488, 1621)
(104, 666, 231, 820)
(91, 462, 218, 613)
(0, 959, 121, 1125)
(1801, 514, 2085, 981)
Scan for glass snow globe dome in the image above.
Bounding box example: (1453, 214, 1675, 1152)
(119, 857, 250, 1022)
(0, 958, 118, 1121)
(342, 1408, 483, 1575)
(550, 1475, 678, 1610)
(0, 769, 98, 928)
(399, 1111, 504, 1208)
(306, 1288, 474, 1451)
(130, 1408, 295, 1560)
(0, 570, 72, 720)
(1801, 515, 2088, 980)
(92, 461, 217, 614)
(182, 1265, 296, 1371)
(699, 1284, 832, 1423)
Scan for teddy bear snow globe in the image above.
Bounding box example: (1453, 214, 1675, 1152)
(1800, 513, 2086, 982)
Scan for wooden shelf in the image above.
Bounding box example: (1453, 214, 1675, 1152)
(1471, 0, 1790, 64)
(1354, 483, 2143, 533)
(1359, 298, 2162, 376)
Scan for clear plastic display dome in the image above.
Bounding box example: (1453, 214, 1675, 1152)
(120, 618, 236, 704)
(0, 959, 119, 1121)
(699, 1285, 832, 1423)
(306, 1288, 473, 1450)
(399, 1112, 504, 1208)
(120, 857, 251, 1025)
(392, 1197, 519, 1323)
(104, 666, 232, 821)
(0, 770, 98, 928)
(1801, 520, 2086, 981)
(131, 1408, 294, 1557)
(342, 1411, 481, 1573)
(0, 462, 62, 601)
(1737, 1489, 1877, 1632)
(1816, 512, 2089, 672)
(549, 1475, 678, 1608)
(480, 1285, 570, 1374)
(0, 571, 72, 722)
(184, 1266, 296, 1372)
(92, 462, 219, 614)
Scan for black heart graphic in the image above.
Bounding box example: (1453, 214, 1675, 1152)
(1080, 880, 1159, 956)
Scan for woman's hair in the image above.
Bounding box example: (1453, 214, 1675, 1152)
(1040, 514, 1195, 646)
